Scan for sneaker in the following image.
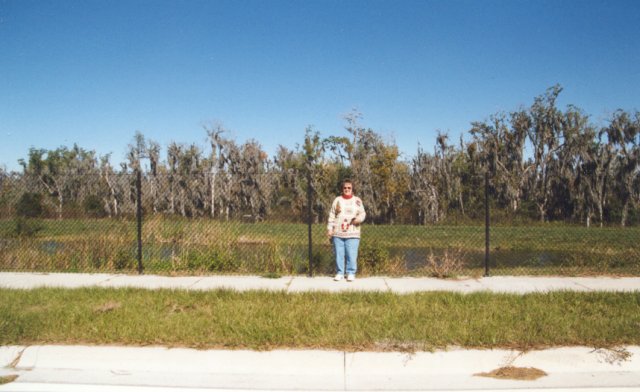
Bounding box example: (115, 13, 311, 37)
(334, 274, 343, 281)
(346, 274, 355, 282)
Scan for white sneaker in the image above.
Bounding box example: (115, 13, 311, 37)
(346, 274, 355, 282)
(334, 274, 343, 281)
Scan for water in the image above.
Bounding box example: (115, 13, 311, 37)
(41, 240, 63, 255)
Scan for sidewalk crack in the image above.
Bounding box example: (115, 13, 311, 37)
(571, 280, 594, 291)
(188, 277, 205, 289)
(97, 274, 119, 286)
(9, 347, 27, 369)
(343, 351, 347, 391)
(382, 277, 392, 292)
(285, 276, 294, 292)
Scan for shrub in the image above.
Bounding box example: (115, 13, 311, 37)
(12, 218, 43, 238)
(15, 192, 44, 218)
(83, 195, 106, 218)
(312, 248, 333, 274)
(358, 242, 391, 274)
(186, 247, 235, 272)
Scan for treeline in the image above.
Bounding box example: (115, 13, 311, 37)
(1, 85, 638, 226)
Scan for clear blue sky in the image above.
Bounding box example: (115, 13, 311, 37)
(1, 0, 639, 171)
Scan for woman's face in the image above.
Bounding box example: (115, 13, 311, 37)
(342, 182, 353, 197)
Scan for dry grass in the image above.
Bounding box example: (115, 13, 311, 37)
(0, 375, 19, 385)
(93, 301, 121, 313)
(591, 347, 633, 364)
(475, 366, 547, 380)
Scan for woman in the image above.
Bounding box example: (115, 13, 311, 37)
(327, 179, 366, 281)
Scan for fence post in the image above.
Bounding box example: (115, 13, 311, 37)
(484, 171, 490, 277)
(136, 169, 144, 275)
(307, 169, 313, 277)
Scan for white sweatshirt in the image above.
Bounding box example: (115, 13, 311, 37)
(327, 195, 366, 238)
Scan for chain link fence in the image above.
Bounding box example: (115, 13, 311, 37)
(1, 172, 638, 276)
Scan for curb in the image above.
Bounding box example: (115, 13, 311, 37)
(2, 345, 640, 391)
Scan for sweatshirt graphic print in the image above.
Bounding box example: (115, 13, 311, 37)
(327, 196, 366, 238)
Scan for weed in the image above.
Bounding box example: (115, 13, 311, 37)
(358, 242, 390, 274)
(114, 248, 134, 270)
(261, 242, 288, 274)
(424, 248, 466, 278)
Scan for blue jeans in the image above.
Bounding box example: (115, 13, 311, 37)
(333, 237, 360, 276)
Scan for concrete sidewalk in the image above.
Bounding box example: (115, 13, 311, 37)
(1, 345, 640, 391)
(1, 272, 640, 293)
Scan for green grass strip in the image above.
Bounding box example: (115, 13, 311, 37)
(1, 288, 639, 351)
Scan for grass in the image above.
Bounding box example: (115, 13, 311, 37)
(1, 287, 639, 351)
(1, 216, 639, 276)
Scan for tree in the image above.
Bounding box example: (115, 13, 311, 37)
(603, 110, 640, 226)
(422, 132, 464, 221)
(239, 139, 271, 219)
(205, 122, 226, 218)
(146, 140, 161, 214)
(273, 144, 305, 220)
(19, 145, 98, 219)
(560, 106, 602, 226)
(166, 142, 180, 215)
(302, 128, 325, 223)
(503, 110, 532, 213)
(410, 146, 440, 224)
(168, 143, 206, 217)
(527, 85, 565, 222)
(340, 111, 408, 223)
(126, 131, 147, 172)
(99, 154, 120, 217)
